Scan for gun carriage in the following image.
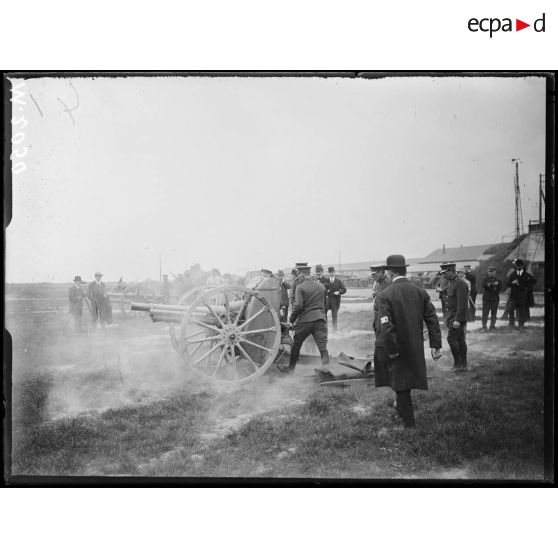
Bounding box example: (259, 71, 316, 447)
(131, 275, 290, 384)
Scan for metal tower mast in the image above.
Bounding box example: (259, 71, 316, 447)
(512, 158, 524, 238)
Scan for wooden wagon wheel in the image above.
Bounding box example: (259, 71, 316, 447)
(169, 286, 211, 350)
(178, 285, 281, 383)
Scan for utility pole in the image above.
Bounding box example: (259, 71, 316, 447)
(539, 174, 545, 225)
(512, 158, 524, 239)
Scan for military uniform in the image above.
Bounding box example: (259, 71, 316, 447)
(445, 274, 469, 369)
(288, 273, 329, 373)
(481, 272, 502, 330)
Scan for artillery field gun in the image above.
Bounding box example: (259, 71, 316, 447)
(131, 275, 291, 384)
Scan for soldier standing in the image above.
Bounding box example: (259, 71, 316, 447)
(68, 276, 85, 332)
(440, 262, 469, 371)
(370, 266, 389, 335)
(288, 264, 329, 374)
(480, 266, 502, 332)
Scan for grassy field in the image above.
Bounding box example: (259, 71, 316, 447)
(6, 284, 548, 480)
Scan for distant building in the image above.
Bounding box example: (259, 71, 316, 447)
(506, 230, 545, 277)
(418, 244, 494, 271)
(323, 259, 424, 278)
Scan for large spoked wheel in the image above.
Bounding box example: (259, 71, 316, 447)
(178, 285, 281, 383)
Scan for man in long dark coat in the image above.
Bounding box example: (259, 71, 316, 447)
(506, 258, 536, 330)
(374, 255, 442, 428)
(325, 266, 347, 332)
(68, 276, 85, 332)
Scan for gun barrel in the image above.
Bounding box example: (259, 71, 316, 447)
(131, 301, 244, 314)
(131, 302, 189, 312)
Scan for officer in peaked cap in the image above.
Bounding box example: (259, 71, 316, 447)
(480, 265, 502, 332)
(288, 263, 329, 375)
(289, 263, 309, 310)
(440, 261, 469, 371)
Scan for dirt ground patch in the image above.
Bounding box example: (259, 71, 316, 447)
(6, 284, 548, 480)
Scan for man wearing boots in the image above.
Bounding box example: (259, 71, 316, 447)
(374, 255, 442, 428)
(480, 266, 502, 332)
(441, 262, 469, 371)
(288, 264, 329, 374)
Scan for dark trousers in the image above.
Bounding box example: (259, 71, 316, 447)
(288, 319, 329, 372)
(482, 297, 499, 329)
(326, 296, 341, 331)
(90, 300, 104, 327)
(508, 295, 529, 327)
(395, 390, 415, 428)
(447, 322, 467, 367)
(440, 292, 448, 318)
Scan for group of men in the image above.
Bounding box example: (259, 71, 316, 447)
(370, 256, 536, 428)
(278, 263, 346, 375)
(68, 272, 113, 332)
(436, 258, 535, 332)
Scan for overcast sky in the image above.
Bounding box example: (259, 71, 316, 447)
(7, 75, 546, 283)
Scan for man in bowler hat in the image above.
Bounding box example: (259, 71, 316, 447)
(68, 276, 86, 332)
(325, 266, 347, 332)
(506, 258, 536, 330)
(374, 255, 441, 428)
